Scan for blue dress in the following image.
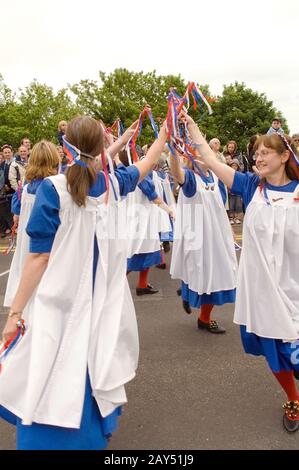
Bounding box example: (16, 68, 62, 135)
(0, 166, 140, 450)
(232, 171, 299, 372)
(127, 173, 162, 271)
(180, 169, 236, 308)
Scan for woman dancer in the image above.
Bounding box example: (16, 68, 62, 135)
(170, 133, 237, 334)
(182, 114, 299, 432)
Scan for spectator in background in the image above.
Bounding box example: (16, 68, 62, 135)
(135, 144, 144, 159)
(56, 145, 68, 173)
(209, 138, 226, 164)
(223, 140, 244, 171)
(0, 144, 14, 237)
(292, 134, 299, 153)
(21, 137, 32, 154)
(246, 135, 259, 172)
(57, 120, 68, 145)
(267, 117, 284, 136)
(9, 145, 29, 191)
(228, 159, 243, 225)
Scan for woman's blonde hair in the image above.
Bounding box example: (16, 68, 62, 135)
(58, 120, 67, 131)
(25, 140, 60, 182)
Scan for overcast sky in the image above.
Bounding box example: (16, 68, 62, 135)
(1, 0, 299, 133)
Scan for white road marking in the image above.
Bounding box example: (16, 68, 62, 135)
(0, 270, 10, 277)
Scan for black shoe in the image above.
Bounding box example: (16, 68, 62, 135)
(294, 370, 299, 381)
(183, 300, 192, 314)
(177, 288, 182, 297)
(282, 400, 299, 432)
(163, 241, 170, 253)
(197, 319, 226, 334)
(283, 414, 299, 433)
(156, 263, 166, 270)
(136, 285, 159, 296)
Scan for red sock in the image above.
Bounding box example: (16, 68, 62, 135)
(272, 370, 299, 401)
(137, 269, 149, 289)
(199, 304, 214, 323)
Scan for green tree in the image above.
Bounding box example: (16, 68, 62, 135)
(204, 82, 289, 151)
(0, 75, 27, 148)
(18, 81, 80, 144)
(70, 68, 187, 144)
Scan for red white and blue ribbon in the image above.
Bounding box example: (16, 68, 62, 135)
(126, 105, 159, 165)
(62, 136, 90, 168)
(0, 320, 25, 374)
(166, 83, 214, 184)
(3, 222, 18, 256)
(277, 132, 299, 170)
(107, 119, 125, 139)
(177, 82, 213, 115)
(259, 183, 271, 206)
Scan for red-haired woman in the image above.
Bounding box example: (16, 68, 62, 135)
(183, 114, 299, 433)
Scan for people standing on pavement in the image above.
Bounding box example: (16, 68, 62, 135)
(8, 145, 29, 191)
(228, 159, 243, 225)
(0, 145, 14, 237)
(291, 134, 299, 154)
(0, 115, 168, 449)
(183, 115, 299, 432)
(209, 138, 226, 164)
(223, 140, 244, 171)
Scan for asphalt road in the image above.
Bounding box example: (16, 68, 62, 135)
(0, 230, 298, 450)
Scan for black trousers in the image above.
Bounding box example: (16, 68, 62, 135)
(0, 198, 13, 234)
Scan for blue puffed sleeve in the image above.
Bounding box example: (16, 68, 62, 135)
(11, 189, 22, 215)
(115, 165, 140, 197)
(181, 169, 197, 198)
(11, 179, 44, 216)
(231, 172, 260, 209)
(138, 174, 158, 201)
(26, 179, 61, 253)
(218, 180, 227, 206)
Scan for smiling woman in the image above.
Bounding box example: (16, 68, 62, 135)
(178, 115, 299, 433)
(254, 134, 298, 186)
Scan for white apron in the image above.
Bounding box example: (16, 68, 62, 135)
(4, 185, 35, 307)
(126, 181, 161, 258)
(0, 173, 138, 428)
(152, 171, 172, 234)
(89, 172, 139, 417)
(159, 173, 177, 218)
(234, 184, 299, 340)
(170, 172, 237, 294)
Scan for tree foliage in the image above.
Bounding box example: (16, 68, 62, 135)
(204, 82, 289, 150)
(0, 77, 80, 148)
(71, 69, 187, 144)
(0, 75, 27, 147)
(0, 71, 289, 152)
